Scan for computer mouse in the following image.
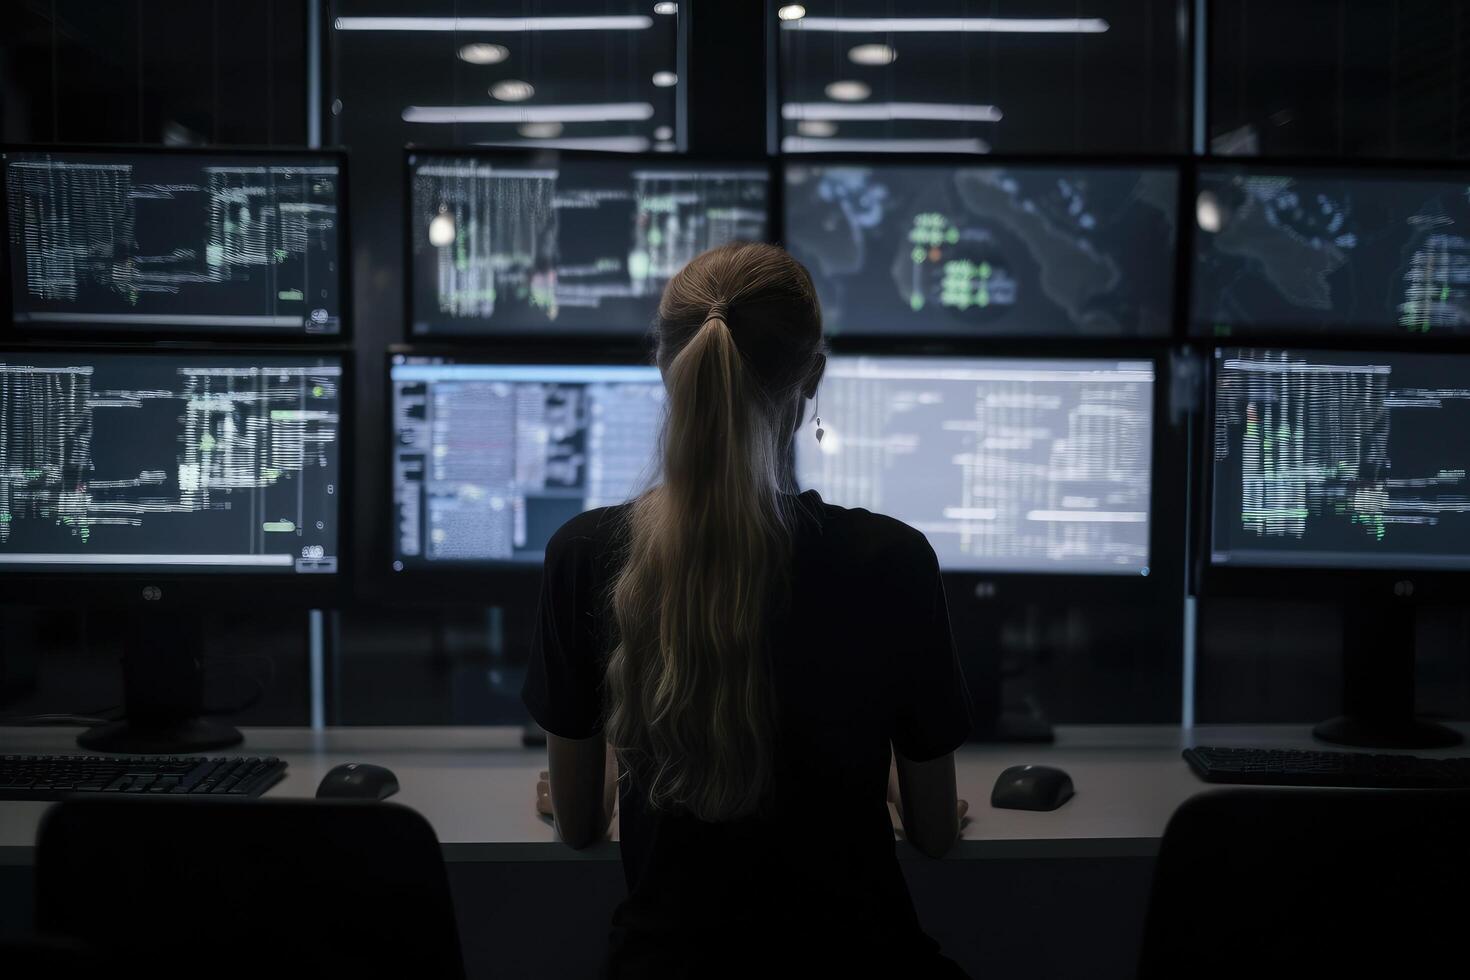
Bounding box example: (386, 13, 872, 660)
(315, 763, 399, 801)
(990, 764, 1074, 811)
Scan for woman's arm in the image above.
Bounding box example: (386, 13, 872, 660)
(543, 734, 617, 849)
(892, 747, 967, 858)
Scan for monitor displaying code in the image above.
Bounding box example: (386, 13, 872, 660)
(390, 358, 664, 567)
(1211, 348, 1470, 570)
(408, 153, 770, 336)
(1192, 164, 1470, 337)
(0, 351, 342, 573)
(796, 355, 1155, 574)
(783, 161, 1179, 338)
(3, 149, 344, 336)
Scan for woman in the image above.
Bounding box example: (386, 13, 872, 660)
(523, 242, 972, 978)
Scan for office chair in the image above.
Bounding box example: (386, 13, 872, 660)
(1138, 787, 1470, 980)
(35, 797, 466, 980)
(0, 936, 106, 979)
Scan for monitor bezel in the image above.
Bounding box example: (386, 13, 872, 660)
(0, 142, 353, 344)
(810, 336, 1176, 600)
(400, 144, 778, 343)
(1186, 154, 1470, 346)
(1193, 343, 1470, 600)
(381, 341, 657, 604)
(0, 340, 354, 611)
(776, 152, 1190, 343)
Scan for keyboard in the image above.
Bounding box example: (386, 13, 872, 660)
(0, 755, 287, 801)
(1184, 746, 1470, 789)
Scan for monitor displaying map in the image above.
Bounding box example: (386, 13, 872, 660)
(783, 161, 1179, 338)
(1191, 163, 1470, 338)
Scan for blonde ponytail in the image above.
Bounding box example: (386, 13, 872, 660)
(605, 242, 822, 822)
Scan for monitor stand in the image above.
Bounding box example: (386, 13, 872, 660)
(77, 611, 243, 754)
(996, 702, 1055, 744)
(962, 608, 1056, 744)
(1313, 599, 1462, 750)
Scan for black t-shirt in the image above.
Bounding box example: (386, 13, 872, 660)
(522, 491, 973, 978)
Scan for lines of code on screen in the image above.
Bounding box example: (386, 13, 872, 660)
(4, 150, 343, 336)
(1192, 166, 1470, 337)
(0, 352, 341, 573)
(408, 156, 769, 336)
(784, 163, 1178, 338)
(797, 356, 1154, 574)
(1211, 348, 1470, 569)
(391, 360, 663, 567)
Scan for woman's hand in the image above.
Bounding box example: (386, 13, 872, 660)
(536, 770, 553, 817)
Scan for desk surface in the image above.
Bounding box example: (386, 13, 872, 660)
(3, 723, 1465, 865)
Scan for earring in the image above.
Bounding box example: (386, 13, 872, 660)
(813, 393, 824, 444)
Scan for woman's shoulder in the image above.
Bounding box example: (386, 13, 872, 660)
(546, 504, 632, 562)
(797, 491, 936, 564)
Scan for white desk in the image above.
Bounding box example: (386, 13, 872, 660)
(7, 722, 1462, 865)
(6, 723, 1467, 980)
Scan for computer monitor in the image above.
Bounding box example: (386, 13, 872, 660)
(782, 159, 1180, 338)
(389, 353, 663, 574)
(796, 354, 1155, 575)
(1205, 347, 1470, 748)
(0, 348, 345, 591)
(1208, 347, 1470, 574)
(1191, 161, 1470, 338)
(2, 146, 347, 338)
(406, 150, 772, 337)
(0, 347, 348, 752)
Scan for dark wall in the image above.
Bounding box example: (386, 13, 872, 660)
(1210, 0, 1470, 157)
(1, 0, 306, 145)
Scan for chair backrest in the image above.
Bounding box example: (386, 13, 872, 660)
(0, 936, 107, 979)
(1138, 787, 1470, 980)
(36, 797, 466, 980)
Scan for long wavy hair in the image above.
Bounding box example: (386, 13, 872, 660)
(604, 242, 824, 822)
